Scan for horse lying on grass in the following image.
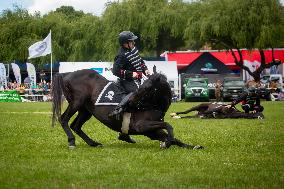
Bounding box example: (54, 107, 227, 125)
(52, 69, 202, 149)
(170, 102, 264, 119)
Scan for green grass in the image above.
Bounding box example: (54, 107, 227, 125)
(0, 101, 283, 189)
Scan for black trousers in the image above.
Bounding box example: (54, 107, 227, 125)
(119, 79, 140, 94)
(241, 104, 264, 113)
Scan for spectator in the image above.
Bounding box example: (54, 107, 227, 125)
(215, 79, 223, 102)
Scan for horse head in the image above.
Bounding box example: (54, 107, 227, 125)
(129, 73, 172, 113)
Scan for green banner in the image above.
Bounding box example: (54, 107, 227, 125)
(0, 90, 22, 102)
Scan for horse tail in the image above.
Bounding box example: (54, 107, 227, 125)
(51, 73, 64, 127)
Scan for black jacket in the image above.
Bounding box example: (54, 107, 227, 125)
(112, 47, 148, 81)
(231, 91, 261, 106)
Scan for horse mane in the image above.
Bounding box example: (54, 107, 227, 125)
(135, 73, 168, 98)
(129, 73, 172, 112)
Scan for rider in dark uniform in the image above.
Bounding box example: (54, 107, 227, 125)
(112, 31, 150, 93)
(228, 87, 264, 113)
(109, 31, 150, 143)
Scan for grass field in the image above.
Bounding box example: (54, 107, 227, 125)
(0, 101, 283, 189)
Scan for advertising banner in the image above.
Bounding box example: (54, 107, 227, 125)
(0, 63, 7, 88)
(26, 63, 37, 86)
(11, 63, 21, 84)
(0, 90, 22, 102)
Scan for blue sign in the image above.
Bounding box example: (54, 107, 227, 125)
(90, 68, 103, 74)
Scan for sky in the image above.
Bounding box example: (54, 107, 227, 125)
(0, 0, 117, 16)
(0, 0, 283, 16)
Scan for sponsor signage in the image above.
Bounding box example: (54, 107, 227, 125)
(201, 62, 217, 73)
(0, 90, 22, 102)
(90, 68, 103, 75)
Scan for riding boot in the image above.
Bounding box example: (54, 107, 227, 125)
(108, 92, 133, 120)
(118, 133, 136, 143)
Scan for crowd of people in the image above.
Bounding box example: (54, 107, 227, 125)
(0, 80, 52, 101)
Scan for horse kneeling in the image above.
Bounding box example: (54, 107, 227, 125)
(127, 111, 202, 149)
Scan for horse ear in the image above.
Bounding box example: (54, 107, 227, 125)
(153, 65, 157, 74)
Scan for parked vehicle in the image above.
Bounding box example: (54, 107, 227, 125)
(261, 74, 283, 88)
(222, 77, 245, 101)
(260, 74, 283, 101)
(183, 77, 209, 101)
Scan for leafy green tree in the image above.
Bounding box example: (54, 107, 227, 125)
(53, 6, 84, 20)
(184, 0, 284, 81)
(102, 0, 190, 59)
(68, 14, 103, 61)
(0, 5, 103, 68)
(0, 6, 40, 63)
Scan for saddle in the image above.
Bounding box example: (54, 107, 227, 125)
(95, 82, 127, 106)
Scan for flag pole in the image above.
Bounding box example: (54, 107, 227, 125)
(51, 52, 53, 83)
(50, 30, 53, 83)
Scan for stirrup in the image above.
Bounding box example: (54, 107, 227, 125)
(109, 108, 122, 116)
(109, 107, 124, 120)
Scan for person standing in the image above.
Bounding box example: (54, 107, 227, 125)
(215, 79, 223, 102)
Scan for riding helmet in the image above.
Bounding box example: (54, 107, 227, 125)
(118, 31, 138, 45)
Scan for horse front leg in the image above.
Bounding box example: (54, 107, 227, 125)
(144, 129, 203, 149)
(170, 108, 195, 117)
(132, 121, 175, 148)
(172, 138, 203, 149)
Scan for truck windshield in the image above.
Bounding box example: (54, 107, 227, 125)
(189, 80, 207, 87)
(224, 80, 243, 86)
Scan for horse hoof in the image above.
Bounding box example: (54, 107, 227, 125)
(69, 145, 76, 150)
(90, 143, 103, 147)
(118, 134, 136, 143)
(170, 113, 177, 117)
(258, 116, 264, 120)
(193, 145, 203, 150)
(173, 116, 181, 119)
(160, 142, 167, 149)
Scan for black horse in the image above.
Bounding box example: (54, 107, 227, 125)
(52, 69, 202, 149)
(170, 102, 264, 119)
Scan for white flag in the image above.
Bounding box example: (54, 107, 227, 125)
(28, 32, 51, 59)
(11, 63, 22, 84)
(26, 63, 37, 86)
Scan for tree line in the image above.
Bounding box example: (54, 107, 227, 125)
(0, 0, 283, 80)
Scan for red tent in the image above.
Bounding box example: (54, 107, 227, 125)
(164, 49, 284, 70)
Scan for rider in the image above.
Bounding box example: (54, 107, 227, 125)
(226, 87, 264, 113)
(109, 31, 150, 142)
(109, 31, 150, 118)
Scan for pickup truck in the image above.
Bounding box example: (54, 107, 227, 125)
(222, 77, 245, 101)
